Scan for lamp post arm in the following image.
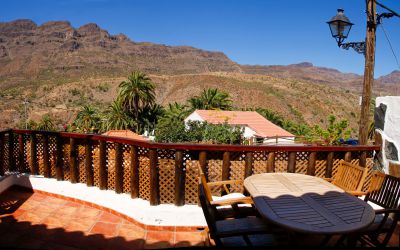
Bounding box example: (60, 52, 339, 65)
(375, 1, 400, 19)
(340, 42, 366, 55)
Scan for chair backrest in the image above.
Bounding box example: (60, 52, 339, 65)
(198, 184, 218, 236)
(366, 172, 400, 209)
(199, 168, 214, 202)
(333, 160, 369, 193)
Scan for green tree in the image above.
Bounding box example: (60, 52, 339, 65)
(117, 71, 156, 131)
(255, 108, 284, 127)
(73, 105, 101, 133)
(309, 115, 352, 145)
(188, 88, 233, 111)
(158, 102, 189, 126)
(36, 114, 56, 131)
(138, 103, 165, 135)
(101, 100, 136, 132)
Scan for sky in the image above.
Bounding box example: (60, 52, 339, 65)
(1, 0, 399, 77)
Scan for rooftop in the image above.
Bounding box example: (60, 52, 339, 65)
(189, 110, 294, 138)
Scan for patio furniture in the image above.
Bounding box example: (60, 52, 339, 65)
(244, 173, 375, 246)
(199, 168, 257, 219)
(353, 172, 400, 247)
(325, 160, 369, 196)
(198, 184, 283, 247)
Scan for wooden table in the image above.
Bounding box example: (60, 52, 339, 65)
(244, 173, 375, 235)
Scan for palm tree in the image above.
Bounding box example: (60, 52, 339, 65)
(117, 71, 155, 131)
(188, 88, 232, 111)
(101, 100, 136, 132)
(138, 103, 165, 135)
(73, 105, 101, 133)
(158, 102, 189, 125)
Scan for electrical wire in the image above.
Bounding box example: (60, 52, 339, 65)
(379, 21, 400, 70)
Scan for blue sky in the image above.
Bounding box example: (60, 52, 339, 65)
(1, 0, 399, 77)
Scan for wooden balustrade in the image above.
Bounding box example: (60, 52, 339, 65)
(0, 129, 381, 206)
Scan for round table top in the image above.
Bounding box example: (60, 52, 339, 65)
(244, 173, 375, 234)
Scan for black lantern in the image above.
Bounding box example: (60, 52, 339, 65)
(327, 9, 354, 46)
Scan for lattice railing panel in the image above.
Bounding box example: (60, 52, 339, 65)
(332, 159, 342, 178)
(185, 159, 200, 205)
(16, 135, 30, 173)
(92, 145, 100, 188)
(207, 160, 222, 196)
(229, 160, 245, 193)
(139, 156, 150, 200)
(274, 152, 288, 173)
(48, 136, 57, 178)
(314, 152, 327, 177)
(36, 135, 45, 176)
(253, 161, 267, 174)
(122, 145, 131, 194)
(78, 145, 86, 184)
(362, 157, 374, 192)
(2, 134, 10, 173)
(62, 143, 71, 181)
(159, 159, 175, 204)
(295, 152, 309, 174)
(106, 143, 116, 191)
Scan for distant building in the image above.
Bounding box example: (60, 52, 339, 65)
(102, 130, 148, 141)
(184, 110, 295, 144)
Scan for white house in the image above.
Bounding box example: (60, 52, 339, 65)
(184, 110, 295, 145)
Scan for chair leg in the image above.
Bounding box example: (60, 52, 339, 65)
(334, 234, 346, 247)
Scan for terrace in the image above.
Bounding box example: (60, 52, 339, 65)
(0, 128, 398, 248)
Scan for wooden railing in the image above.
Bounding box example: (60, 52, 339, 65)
(0, 129, 380, 206)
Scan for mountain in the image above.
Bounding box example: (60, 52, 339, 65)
(0, 19, 398, 130)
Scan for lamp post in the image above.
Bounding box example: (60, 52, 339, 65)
(327, 1, 399, 146)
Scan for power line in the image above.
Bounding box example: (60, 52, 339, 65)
(379, 21, 400, 70)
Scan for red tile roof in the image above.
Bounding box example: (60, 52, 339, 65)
(193, 110, 294, 138)
(102, 130, 147, 141)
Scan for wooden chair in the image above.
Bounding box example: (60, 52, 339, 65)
(325, 160, 369, 196)
(199, 168, 257, 219)
(336, 171, 400, 247)
(357, 172, 400, 247)
(198, 184, 283, 247)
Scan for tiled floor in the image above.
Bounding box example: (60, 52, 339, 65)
(0, 187, 206, 249)
(0, 186, 398, 249)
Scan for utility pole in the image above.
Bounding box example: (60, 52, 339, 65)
(22, 98, 29, 129)
(359, 0, 377, 145)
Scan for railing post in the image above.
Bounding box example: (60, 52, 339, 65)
(69, 138, 79, 183)
(55, 135, 64, 180)
(199, 151, 207, 180)
(175, 150, 185, 206)
(267, 152, 275, 173)
(149, 148, 159, 205)
(0, 134, 4, 176)
(99, 140, 107, 190)
(8, 131, 15, 172)
(130, 145, 139, 198)
(222, 151, 230, 181)
(359, 151, 367, 167)
(85, 139, 94, 186)
(18, 134, 25, 172)
(244, 152, 253, 178)
(307, 152, 316, 176)
(30, 133, 38, 175)
(288, 151, 296, 173)
(326, 152, 334, 178)
(43, 134, 50, 178)
(114, 143, 123, 194)
(344, 152, 352, 162)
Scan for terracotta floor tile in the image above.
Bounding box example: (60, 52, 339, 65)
(89, 222, 120, 238)
(41, 216, 70, 229)
(145, 230, 174, 249)
(98, 211, 123, 224)
(108, 237, 146, 250)
(72, 206, 102, 219)
(41, 241, 81, 250)
(80, 233, 113, 250)
(117, 224, 146, 241)
(14, 235, 46, 249)
(64, 219, 97, 233)
(175, 232, 205, 247)
(64, 200, 82, 208)
(17, 211, 50, 224)
(18, 200, 41, 210)
(33, 203, 62, 214)
(11, 208, 26, 217)
(49, 229, 86, 249)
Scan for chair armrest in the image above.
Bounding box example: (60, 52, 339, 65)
(323, 177, 333, 182)
(207, 180, 243, 187)
(211, 196, 254, 206)
(347, 191, 368, 196)
(374, 208, 400, 214)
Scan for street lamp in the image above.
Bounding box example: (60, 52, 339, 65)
(327, 1, 399, 149)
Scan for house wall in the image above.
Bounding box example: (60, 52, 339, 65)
(375, 96, 400, 174)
